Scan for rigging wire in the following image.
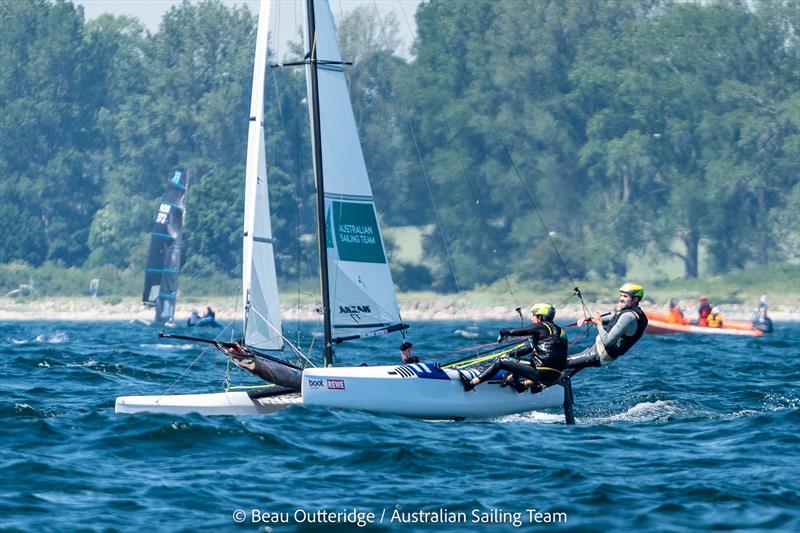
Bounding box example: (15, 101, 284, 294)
(271, 49, 305, 349)
(163, 313, 239, 394)
(248, 51, 317, 370)
(248, 305, 316, 368)
(161, 288, 243, 393)
(332, 0, 412, 341)
(405, 105, 471, 323)
(406, 2, 592, 319)
(363, 2, 473, 329)
(291, 56, 320, 351)
(269, 15, 325, 360)
(392, 2, 521, 316)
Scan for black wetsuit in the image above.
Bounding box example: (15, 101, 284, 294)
(752, 305, 773, 333)
(470, 321, 568, 392)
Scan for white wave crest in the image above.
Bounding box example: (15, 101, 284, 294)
(66, 359, 99, 368)
(587, 400, 693, 424)
(497, 411, 566, 424)
(140, 343, 194, 350)
(34, 331, 69, 343)
(764, 393, 800, 411)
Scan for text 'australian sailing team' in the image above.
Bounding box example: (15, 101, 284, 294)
(242, 507, 568, 527)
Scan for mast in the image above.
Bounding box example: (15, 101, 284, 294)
(306, 0, 334, 367)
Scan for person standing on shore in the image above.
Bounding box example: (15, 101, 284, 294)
(462, 303, 567, 393)
(566, 283, 648, 371)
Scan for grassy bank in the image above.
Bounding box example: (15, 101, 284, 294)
(1, 261, 798, 308)
(398, 263, 799, 309)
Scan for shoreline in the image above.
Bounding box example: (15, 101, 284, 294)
(2, 296, 798, 323)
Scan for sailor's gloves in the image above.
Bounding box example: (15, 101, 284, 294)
(496, 328, 511, 342)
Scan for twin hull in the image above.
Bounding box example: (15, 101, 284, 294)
(115, 364, 564, 419)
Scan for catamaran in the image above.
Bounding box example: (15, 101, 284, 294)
(136, 169, 188, 327)
(116, 0, 568, 419)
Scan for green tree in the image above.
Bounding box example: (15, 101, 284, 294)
(570, 1, 798, 277)
(0, 0, 104, 265)
(337, 7, 424, 228)
(406, 0, 650, 288)
(91, 0, 256, 271)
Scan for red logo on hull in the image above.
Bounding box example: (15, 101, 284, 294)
(326, 379, 345, 390)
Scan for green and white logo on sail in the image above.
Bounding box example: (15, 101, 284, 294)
(327, 201, 386, 264)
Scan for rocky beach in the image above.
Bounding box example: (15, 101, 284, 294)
(2, 296, 797, 323)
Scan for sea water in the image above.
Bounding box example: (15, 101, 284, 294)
(1, 319, 798, 532)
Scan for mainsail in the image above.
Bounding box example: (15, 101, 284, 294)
(305, 0, 403, 339)
(143, 170, 188, 324)
(242, 0, 283, 352)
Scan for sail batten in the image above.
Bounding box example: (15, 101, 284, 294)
(305, 0, 403, 341)
(242, 0, 283, 351)
(143, 169, 188, 325)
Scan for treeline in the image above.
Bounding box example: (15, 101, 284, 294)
(0, 0, 797, 293)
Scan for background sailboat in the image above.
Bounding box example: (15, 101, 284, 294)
(139, 169, 188, 326)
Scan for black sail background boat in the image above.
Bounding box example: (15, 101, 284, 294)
(142, 170, 188, 325)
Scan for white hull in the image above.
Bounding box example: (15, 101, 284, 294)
(115, 391, 301, 416)
(115, 364, 564, 419)
(301, 364, 564, 419)
(130, 318, 175, 328)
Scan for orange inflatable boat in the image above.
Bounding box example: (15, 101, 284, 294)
(644, 310, 764, 337)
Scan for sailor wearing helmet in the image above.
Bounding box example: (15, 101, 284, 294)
(462, 303, 568, 393)
(567, 283, 649, 370)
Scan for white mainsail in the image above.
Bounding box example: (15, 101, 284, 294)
(305, 0, 403, 338)
(242, 0, 283, 351)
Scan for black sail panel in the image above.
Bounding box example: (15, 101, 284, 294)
(142, 170, 188, 324)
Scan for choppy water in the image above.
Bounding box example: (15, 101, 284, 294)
(2, 319, 798, 532)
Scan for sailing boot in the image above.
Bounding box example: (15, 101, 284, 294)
(458, 371, 476, 392)
(507, 376, 528, 393)
(528, 381, 547, 394)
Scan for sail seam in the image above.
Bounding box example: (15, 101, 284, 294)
(323, 192, 373, 202)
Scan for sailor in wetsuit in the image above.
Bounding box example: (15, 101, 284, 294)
(751, 295, 773, 333)
(462, 303, 568, 393)
(567, 282, 648, 371)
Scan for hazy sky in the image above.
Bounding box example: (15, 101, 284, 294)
(78, 0, 422, 57)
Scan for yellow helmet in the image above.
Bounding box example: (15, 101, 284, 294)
(619, 282, 644, 300)
(530, 302, 556, 321)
